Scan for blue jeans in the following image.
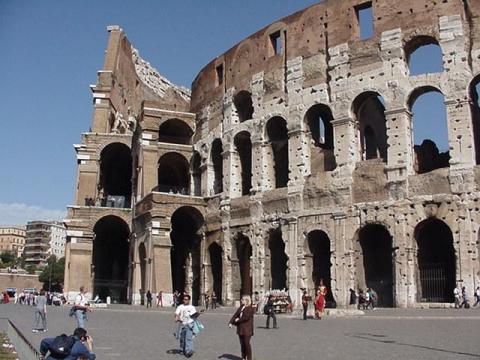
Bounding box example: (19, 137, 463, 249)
(74, 309, 86, 328)
(179, 323, 194, 355)
(33, 309, 47, 330)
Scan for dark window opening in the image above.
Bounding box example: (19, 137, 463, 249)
(414, 218, 456, 303)
(355, 2, 373, 40)
(191, 152, 202, 196)
(99, 143, 132, 208)
(93, 216, 129, 303)
(158, 119, 193, 145)
(208, 242, 223, 305)
(138, 243, 147, 304)
(269, 31, 283, 56)
(211, 139, 223, 194)
(216, 63, 224, 87)
(305, 104, 336, 172)
(235, 234, 252, 297)
(469, 78, 480, 165)
(157, 152, 190, 194)
(306, 230, 335, 305)
(170, 207, 204, 305)
(234, 91, 254, 122)
(266, 117, 289, 188)
(266, 229, 288, 290)
(234, 132, 252, 195)
(405, 36, 443, 75)
(357, 224, 394, 307)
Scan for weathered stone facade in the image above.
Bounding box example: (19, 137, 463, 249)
(64, 0, 480, 308)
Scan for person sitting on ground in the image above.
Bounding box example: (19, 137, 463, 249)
(40, 327, 96, 360)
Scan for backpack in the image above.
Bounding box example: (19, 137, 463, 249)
(49, 334, 76, 359)
(263, 304, 271, 315)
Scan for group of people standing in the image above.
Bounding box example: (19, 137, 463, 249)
(454, 286, 480, 308)
(301, 280, 328, 320)
(145, 290, 163, 307)
(351, 288, 378, 310)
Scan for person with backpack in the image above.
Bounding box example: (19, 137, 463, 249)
(73, 286, 91, 329)
(40, 327, 96, 359)
(264, 295, 277, 329)
(146, 290, 153, 308)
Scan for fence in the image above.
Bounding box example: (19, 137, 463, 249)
(0, 317, 41, 360)
(419, 262, 451, 302)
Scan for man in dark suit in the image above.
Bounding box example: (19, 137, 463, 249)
(229, 295, 254, 360)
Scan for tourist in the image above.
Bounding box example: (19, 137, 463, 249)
(204, 292, 210, 310)
(157, 291, 163, 307)
(40, 327, 96, 359)
(367, 288, 378, 309)
(349, 288, 357, 306)
(315, 279, 327, 319)
(73, 286, 91, 329)
(264, 295, 277, 329)
(229, 295, 254, 360)
(474, 287, 480, 307)
(211, 291, 217, 309)
(146, 290, 152, 308)
(174, 294, 198, 358)
(358, 289, 366, 309)
(301, 290, 310, 320)
(454, 286, 461, 308)
(460, 286, 470, 308)
(33, 290, 47, 333)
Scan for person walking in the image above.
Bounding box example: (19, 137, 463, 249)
(460, 287, 470, 308)
(174, 294, 198, 358)
(32, 290, 47, 333)
(229, 295, 254, 360)
(157, 291, 163, 307)
(211, 292, 217, 309)
(454, 286, 461, 309)
(301, 290, 311, 320)
(73, 286, 91, 329)
(204, 293, 210, 310)
(146, 290, 153, 308)
(474, 287, 480, 308)
(264, 295, 277, 329)
(349, 288, 357, 307)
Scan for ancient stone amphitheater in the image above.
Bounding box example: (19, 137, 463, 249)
(64, 0, 480, 308)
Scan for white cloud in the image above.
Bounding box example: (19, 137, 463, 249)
(0, 203, 66, 226)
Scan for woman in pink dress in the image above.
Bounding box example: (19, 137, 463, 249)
(314, 279, 327, 319)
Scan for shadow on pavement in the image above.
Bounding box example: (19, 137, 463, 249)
(218, 354, 242, 360)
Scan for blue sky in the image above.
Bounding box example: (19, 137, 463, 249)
(0, 1, 465, 225)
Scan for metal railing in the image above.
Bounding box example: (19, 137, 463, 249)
(0, 318, 42, 360)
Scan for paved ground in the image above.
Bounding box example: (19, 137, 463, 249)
(1, 304, 480, 360)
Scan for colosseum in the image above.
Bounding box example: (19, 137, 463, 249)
(63, 0, 480, 308)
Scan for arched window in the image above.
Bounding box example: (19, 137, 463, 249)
(157, 152, 190, 194)
(409, 87, 449, 174)
(233, 91, 254, 122)
(405, 36, 443, 75)
(234, 132, 252, 196)
(158, 119, 193, 145)
(211, 139, 223, 194)
(352, 92, 387, 162)
(266, 117, 289, 188)
(191, 151, 202, 196)
(469, 76, 480, 164)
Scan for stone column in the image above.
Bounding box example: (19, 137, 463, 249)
(331, 117, 359, 170)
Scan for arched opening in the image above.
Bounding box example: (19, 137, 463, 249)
(409, 87, 450, 174)
(234, 131, 252, 196)
(306, 230, 335, 304)
(352, 92, 387, 162)
(138, 243, 147, 304)
(469, 76, 480, 164)
(266, 117, 289, 188)
(357, 224, 394, 307)
(92, 215, 130, 303)
(234, 91, 254, 122)
(208, 242, 223, 304)
(211, 139, 223, 194)
(99, 143, 132, 208)
(414, 218, 456, 302)
(170, 207, 204, 305)
(265, 229, 288, 290)
(234, 234, 252, 298)
(405, 36, 443, 76)
(158, 119, 193, 145)
(157, 152, 190, 194)
(304, 104, 336, 171)
(191, 151, 202, 196)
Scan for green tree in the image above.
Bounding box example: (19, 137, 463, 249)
(39, 256, 65, 292)
(0, 251, 15, 267)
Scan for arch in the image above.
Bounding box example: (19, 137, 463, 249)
(356, 224, 394, 307)
(265, 229, 288, 290)
(233, 233, 252, 298)
(138, 242, 147, 303)
(170, 206, 205, 305)
(408, 87, 449, 174)
(99, 142, 132, 208)
(414, 218, 456, 302)
(208, 242, 223, 304)
(405, 36, 443, 75)
(158, 118, 193, 145)
(266, 116, 289, 188)
(234, 131, 252, 195)
(92, 215, 130, 303)
(191, 151, 202, 196)
(157, 152, 190, 194)
(306, 230, 335, 304)
(469, 75, 480, 164)
(352, 92, 387, 162)
(233, 91, 254, 122)
(211, 139, 223, 194)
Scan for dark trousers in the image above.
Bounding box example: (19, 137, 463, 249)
(239, 335, 252, 360)
(146, 299, 152, 307)
(302, 304, 308, 320)
(266, 312, 277, 328)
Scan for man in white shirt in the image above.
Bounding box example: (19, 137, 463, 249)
(73, 286, 91, 328)
(174, 294, 197, 358)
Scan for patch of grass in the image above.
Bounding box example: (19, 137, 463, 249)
(0, 332, 17, 359)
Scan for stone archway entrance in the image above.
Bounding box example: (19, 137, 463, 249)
(92, 215, 130, 303)
(356, 224, 394, 307)
(414, 218, 456, 302)
(234, 234, 252, 298)
(208, 242, 223, 304)
(266, 229, 288, 290)
(170, 206, 204, 305)
(138, 242, 147, 303)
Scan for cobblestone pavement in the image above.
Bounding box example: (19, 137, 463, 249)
(1, 304, 480, 360)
